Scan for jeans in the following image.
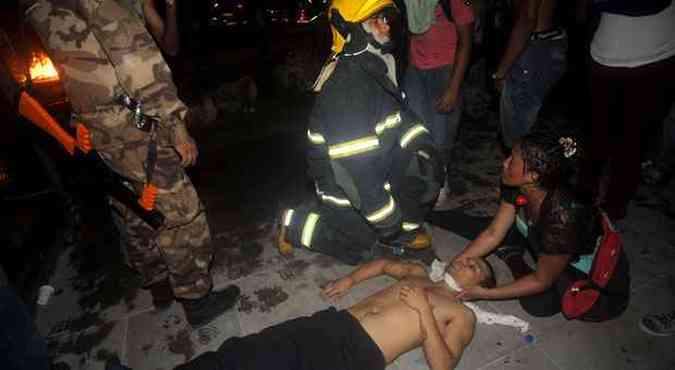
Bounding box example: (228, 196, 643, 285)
(0, 288, 49, 370)
(403, 64, 464, 167)
(500, 36, 567, 148)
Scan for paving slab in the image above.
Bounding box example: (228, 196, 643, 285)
(125, 301, 243, 370)
(47, 317, 127, 370)
(34, 98, 675, 370)
(535, 276, 675, 370)
(477, 345, 562, 370)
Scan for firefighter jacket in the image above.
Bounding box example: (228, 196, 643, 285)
(307, 44, 441, 241)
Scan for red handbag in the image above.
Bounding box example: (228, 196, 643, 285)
(562, 211, 624, 320)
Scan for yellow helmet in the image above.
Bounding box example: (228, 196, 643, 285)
(329, 0, 396, 54)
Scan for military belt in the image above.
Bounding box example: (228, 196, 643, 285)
(114, 93, 158, 132)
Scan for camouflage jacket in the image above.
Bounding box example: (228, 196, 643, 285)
(21, 0, 189, 149)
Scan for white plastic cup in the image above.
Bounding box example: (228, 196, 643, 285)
(37, 285, 55, 306)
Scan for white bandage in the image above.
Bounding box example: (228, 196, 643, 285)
(429, 259, 531, 333)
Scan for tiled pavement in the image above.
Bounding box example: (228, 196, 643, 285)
(35, 99, 675, 370)
(38, 200, 675, 370)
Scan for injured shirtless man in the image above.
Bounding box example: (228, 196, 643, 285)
(112, 257, 495, 370)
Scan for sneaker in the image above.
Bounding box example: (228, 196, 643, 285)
(639, 310, 675, 336)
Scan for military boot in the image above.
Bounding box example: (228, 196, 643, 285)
(149, 279, 174, 310)
(180, 285, 241, 328)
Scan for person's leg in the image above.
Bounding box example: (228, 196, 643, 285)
(500, 45, 540, 148)
(498, 237, 566, 317)
(425, 65, 461, 161)
(109, 197, 173, 309)
(282, 203, 377, 265)
(578, 61, 616, 203)
(518, 266, 585, 318)
(422, 65, 461, 206)
(154, 174, 213, 300)
(500, 38, 567, 148)
(604, 58, 673, 220)
(403, 65, 432, 129)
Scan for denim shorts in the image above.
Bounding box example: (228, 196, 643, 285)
(500, 34, 567, 147)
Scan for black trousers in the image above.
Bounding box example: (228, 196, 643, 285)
(518, 250, 631, 320)
(174, 308, 386, 370)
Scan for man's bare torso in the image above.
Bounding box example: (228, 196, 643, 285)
(514, 0, 557, 32)
(347, 277, 474, 363)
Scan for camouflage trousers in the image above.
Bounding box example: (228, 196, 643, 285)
(102, 130, 213, 300)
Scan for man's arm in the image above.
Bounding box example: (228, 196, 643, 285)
(400, 286, 475, 370)
(143, 0, 180, 56)
(493, 0, 542, 82)
(322, 258, 427, 299)
(435, 307, 475, 370)
(437, 21, 473, 112)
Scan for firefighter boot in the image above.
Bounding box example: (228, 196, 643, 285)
(406, 228, 432, 250)
(276, 210, 294, 256)
(180, 285, 241, 328)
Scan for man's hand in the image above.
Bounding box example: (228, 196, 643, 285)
(435, 87, 459, 113)
(174, 135, 198, 167)
(456, 285, 488, 301)
(322, 276, 354, 300)
(492, 73, 506, 92)
(399, 285, 432, 313)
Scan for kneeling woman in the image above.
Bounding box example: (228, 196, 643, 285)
(453, 127, 630, 320)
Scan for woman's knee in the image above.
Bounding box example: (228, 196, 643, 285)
(519, 294, 561, 317)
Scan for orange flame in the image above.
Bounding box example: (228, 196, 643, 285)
(28, 52, 59, 83)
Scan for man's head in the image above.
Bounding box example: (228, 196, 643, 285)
(328, 0, 398, 54)
(446, 257, 496, 290)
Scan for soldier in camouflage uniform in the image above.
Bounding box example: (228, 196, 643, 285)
(21, 0, 239, 327)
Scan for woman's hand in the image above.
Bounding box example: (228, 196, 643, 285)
(399, 285, 431, 313)
(322, 276, 354, 300)
(456, 285, 489, 301)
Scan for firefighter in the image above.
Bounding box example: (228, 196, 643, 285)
(277, 0, 443, 265)
(19, 0, 240, 328)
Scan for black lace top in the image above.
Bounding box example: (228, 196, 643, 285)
(501, 184, 596, 257)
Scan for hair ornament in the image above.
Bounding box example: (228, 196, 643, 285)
(558, 137, 577, 158)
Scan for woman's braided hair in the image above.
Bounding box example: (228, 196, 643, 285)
(519, 124, 579, 191)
